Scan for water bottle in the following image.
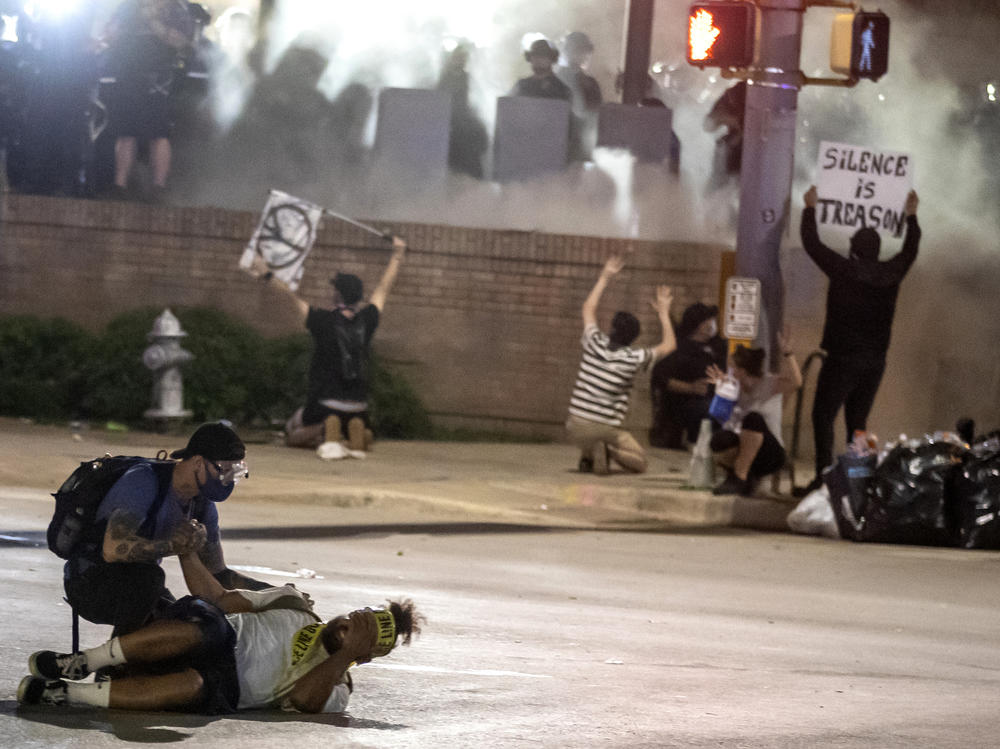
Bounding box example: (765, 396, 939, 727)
(708, 374, 740, 425)
(688, 419, 716, 488)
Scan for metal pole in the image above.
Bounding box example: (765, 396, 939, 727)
(735, 0, 805, 364)
(621, 0, 655, 105)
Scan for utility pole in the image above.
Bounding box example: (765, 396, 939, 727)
(733, 0, 804, 361)
(621, 0, 655, 105)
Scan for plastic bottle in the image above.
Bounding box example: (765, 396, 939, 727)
(708, 373, 740, 425)
(689, 418, 716, 489)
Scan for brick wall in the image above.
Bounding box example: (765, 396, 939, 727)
(0, 193, 725, 438)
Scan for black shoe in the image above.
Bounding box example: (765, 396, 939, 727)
(791, 476, 823, 498)
(29, 650, 89, 681)
(17, 676, 68, 706)
(713, 474, 753, 496)
(577, 456, 593, 473)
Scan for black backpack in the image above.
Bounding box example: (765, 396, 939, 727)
(333, 312, 369, 384)
(47, 453, 175, 560)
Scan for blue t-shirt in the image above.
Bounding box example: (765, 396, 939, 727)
(94, 463, 220, 562)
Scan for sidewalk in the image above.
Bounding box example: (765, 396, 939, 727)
(0, 417, 800, 533)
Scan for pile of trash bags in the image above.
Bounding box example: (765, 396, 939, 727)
(789, 430, 1000, 548)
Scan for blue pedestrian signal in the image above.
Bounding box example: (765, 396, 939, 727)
(831, 11, 890, 81)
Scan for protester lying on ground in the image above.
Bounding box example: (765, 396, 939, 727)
(62, 422, 270, 640)
(249, 237, 407, 453)
(19, 549, 422, 713)
(649, 301, 727, 450)
(566, 253, 675, 475)
(707, 335, 802, 496)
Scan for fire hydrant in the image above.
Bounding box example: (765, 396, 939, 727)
(143, 309, 193, 420)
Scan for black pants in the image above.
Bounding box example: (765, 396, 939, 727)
(811, 354, 886, 477)
(650, 395, 712, 449)
(710, 411, 786, 479)
(65, 561, 175, 637)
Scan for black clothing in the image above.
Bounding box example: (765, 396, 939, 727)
(800, 205, 921, 477)
(65, 560, 175, 637)
(800, 206, 920, 359)
(650, 337, 727, 448)
(811, 351, 886, 478)
(304, 304, 379, 421)
(710, 411, 786, 480)
(511, 73, 572, 101)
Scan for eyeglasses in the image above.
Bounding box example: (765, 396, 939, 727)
(211, 460, 249, 485)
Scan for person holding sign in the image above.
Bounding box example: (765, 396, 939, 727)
(566, 254, 676, 475)
(796, 185, 921, 496)
(250, 237, 408, 452)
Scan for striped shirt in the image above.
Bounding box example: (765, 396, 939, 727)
(568, 324, 653, 427)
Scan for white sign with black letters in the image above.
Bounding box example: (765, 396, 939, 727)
(816, 140, 913, 238)
(724, 276, 760, 341)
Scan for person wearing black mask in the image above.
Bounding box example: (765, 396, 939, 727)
(649, 302, 727, 450)
(796, 185, 921, 496)
(63, 422, 268, 638)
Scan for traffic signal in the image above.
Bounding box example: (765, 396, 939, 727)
(686, 2, 757, 69)
(830, 11, 890, 81)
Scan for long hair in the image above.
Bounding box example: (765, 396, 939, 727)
(387, 598, 424, 647)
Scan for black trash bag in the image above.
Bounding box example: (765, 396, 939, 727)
(823, 452, 877, 541)
(861, 441, 968, 546)
(953, 439, 1000, 550)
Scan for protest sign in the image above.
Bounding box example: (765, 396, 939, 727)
(239, 190, 324, 291)
(815, 141, 913, 238)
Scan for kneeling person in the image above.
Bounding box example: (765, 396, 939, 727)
(21, 551, 422, 714)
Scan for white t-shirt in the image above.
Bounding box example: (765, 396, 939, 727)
(227, 608, 351, 712)
(724, 373, 785, 447)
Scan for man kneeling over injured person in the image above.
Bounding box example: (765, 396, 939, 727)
(19, 546, 422, 713)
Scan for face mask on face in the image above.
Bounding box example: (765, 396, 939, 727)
(197, 461, 238, 503)
(705, 320, 718, 338)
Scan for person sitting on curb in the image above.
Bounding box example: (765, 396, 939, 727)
(20, 549, 422, 713)
(249, 237, 407, 452)
(566, 253, 676, 475)
(649, 302, 728, 450)
(706, 335, 802, 496)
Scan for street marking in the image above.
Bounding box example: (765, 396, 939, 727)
(230, 564, 325, 579)
(365, 663, 551, 679)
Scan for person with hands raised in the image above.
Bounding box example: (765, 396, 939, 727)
(565, 253, 676, 475)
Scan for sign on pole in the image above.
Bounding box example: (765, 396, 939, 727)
(239, 190, 324, 292)
(815, 140, 913, 238)
(723, 276, 760, 341)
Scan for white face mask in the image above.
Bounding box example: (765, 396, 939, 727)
(704, 320, 718, 338)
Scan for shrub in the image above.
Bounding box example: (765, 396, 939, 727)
(0, 316, 93, 419)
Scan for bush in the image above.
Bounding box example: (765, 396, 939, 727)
(0, 316, 93, 419)
(0, 309, 433, 438)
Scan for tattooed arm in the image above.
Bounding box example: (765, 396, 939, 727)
(101, 509, 206, 564)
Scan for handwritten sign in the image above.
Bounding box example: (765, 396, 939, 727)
(815, 140, 913, 238)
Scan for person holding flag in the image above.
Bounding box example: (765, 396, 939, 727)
(249, 235, 408, 452)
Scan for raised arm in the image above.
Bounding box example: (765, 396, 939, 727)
(775, 330, 803, 396)
(800, 186, 849, 278)
(649, 285, 676, 360)
(879, 190, 921, 280)
(247, 255, 309, 322)
(369, 236, 407, 312)
(582, 254, 625, 328)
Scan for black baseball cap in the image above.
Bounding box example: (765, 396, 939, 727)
(170, 422, 246, 461)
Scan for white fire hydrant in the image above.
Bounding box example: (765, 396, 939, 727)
(143, 309, 193, 420)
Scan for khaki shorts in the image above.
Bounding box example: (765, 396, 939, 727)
(565, 415, 644, 458)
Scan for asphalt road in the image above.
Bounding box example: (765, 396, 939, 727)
(3, 484, 999, 748)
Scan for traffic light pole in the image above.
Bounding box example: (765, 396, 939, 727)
(734, 0, 805, 364)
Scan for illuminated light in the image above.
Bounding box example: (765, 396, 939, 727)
(987, 83, 997, 103)
(688, 9, 721, 62)
(686, 2, 757, 69)
(1, 14, 17, 43)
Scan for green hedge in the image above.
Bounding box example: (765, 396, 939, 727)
(0, 308, 432, 438)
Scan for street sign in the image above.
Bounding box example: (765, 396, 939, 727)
(723, 276, 760, 340)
